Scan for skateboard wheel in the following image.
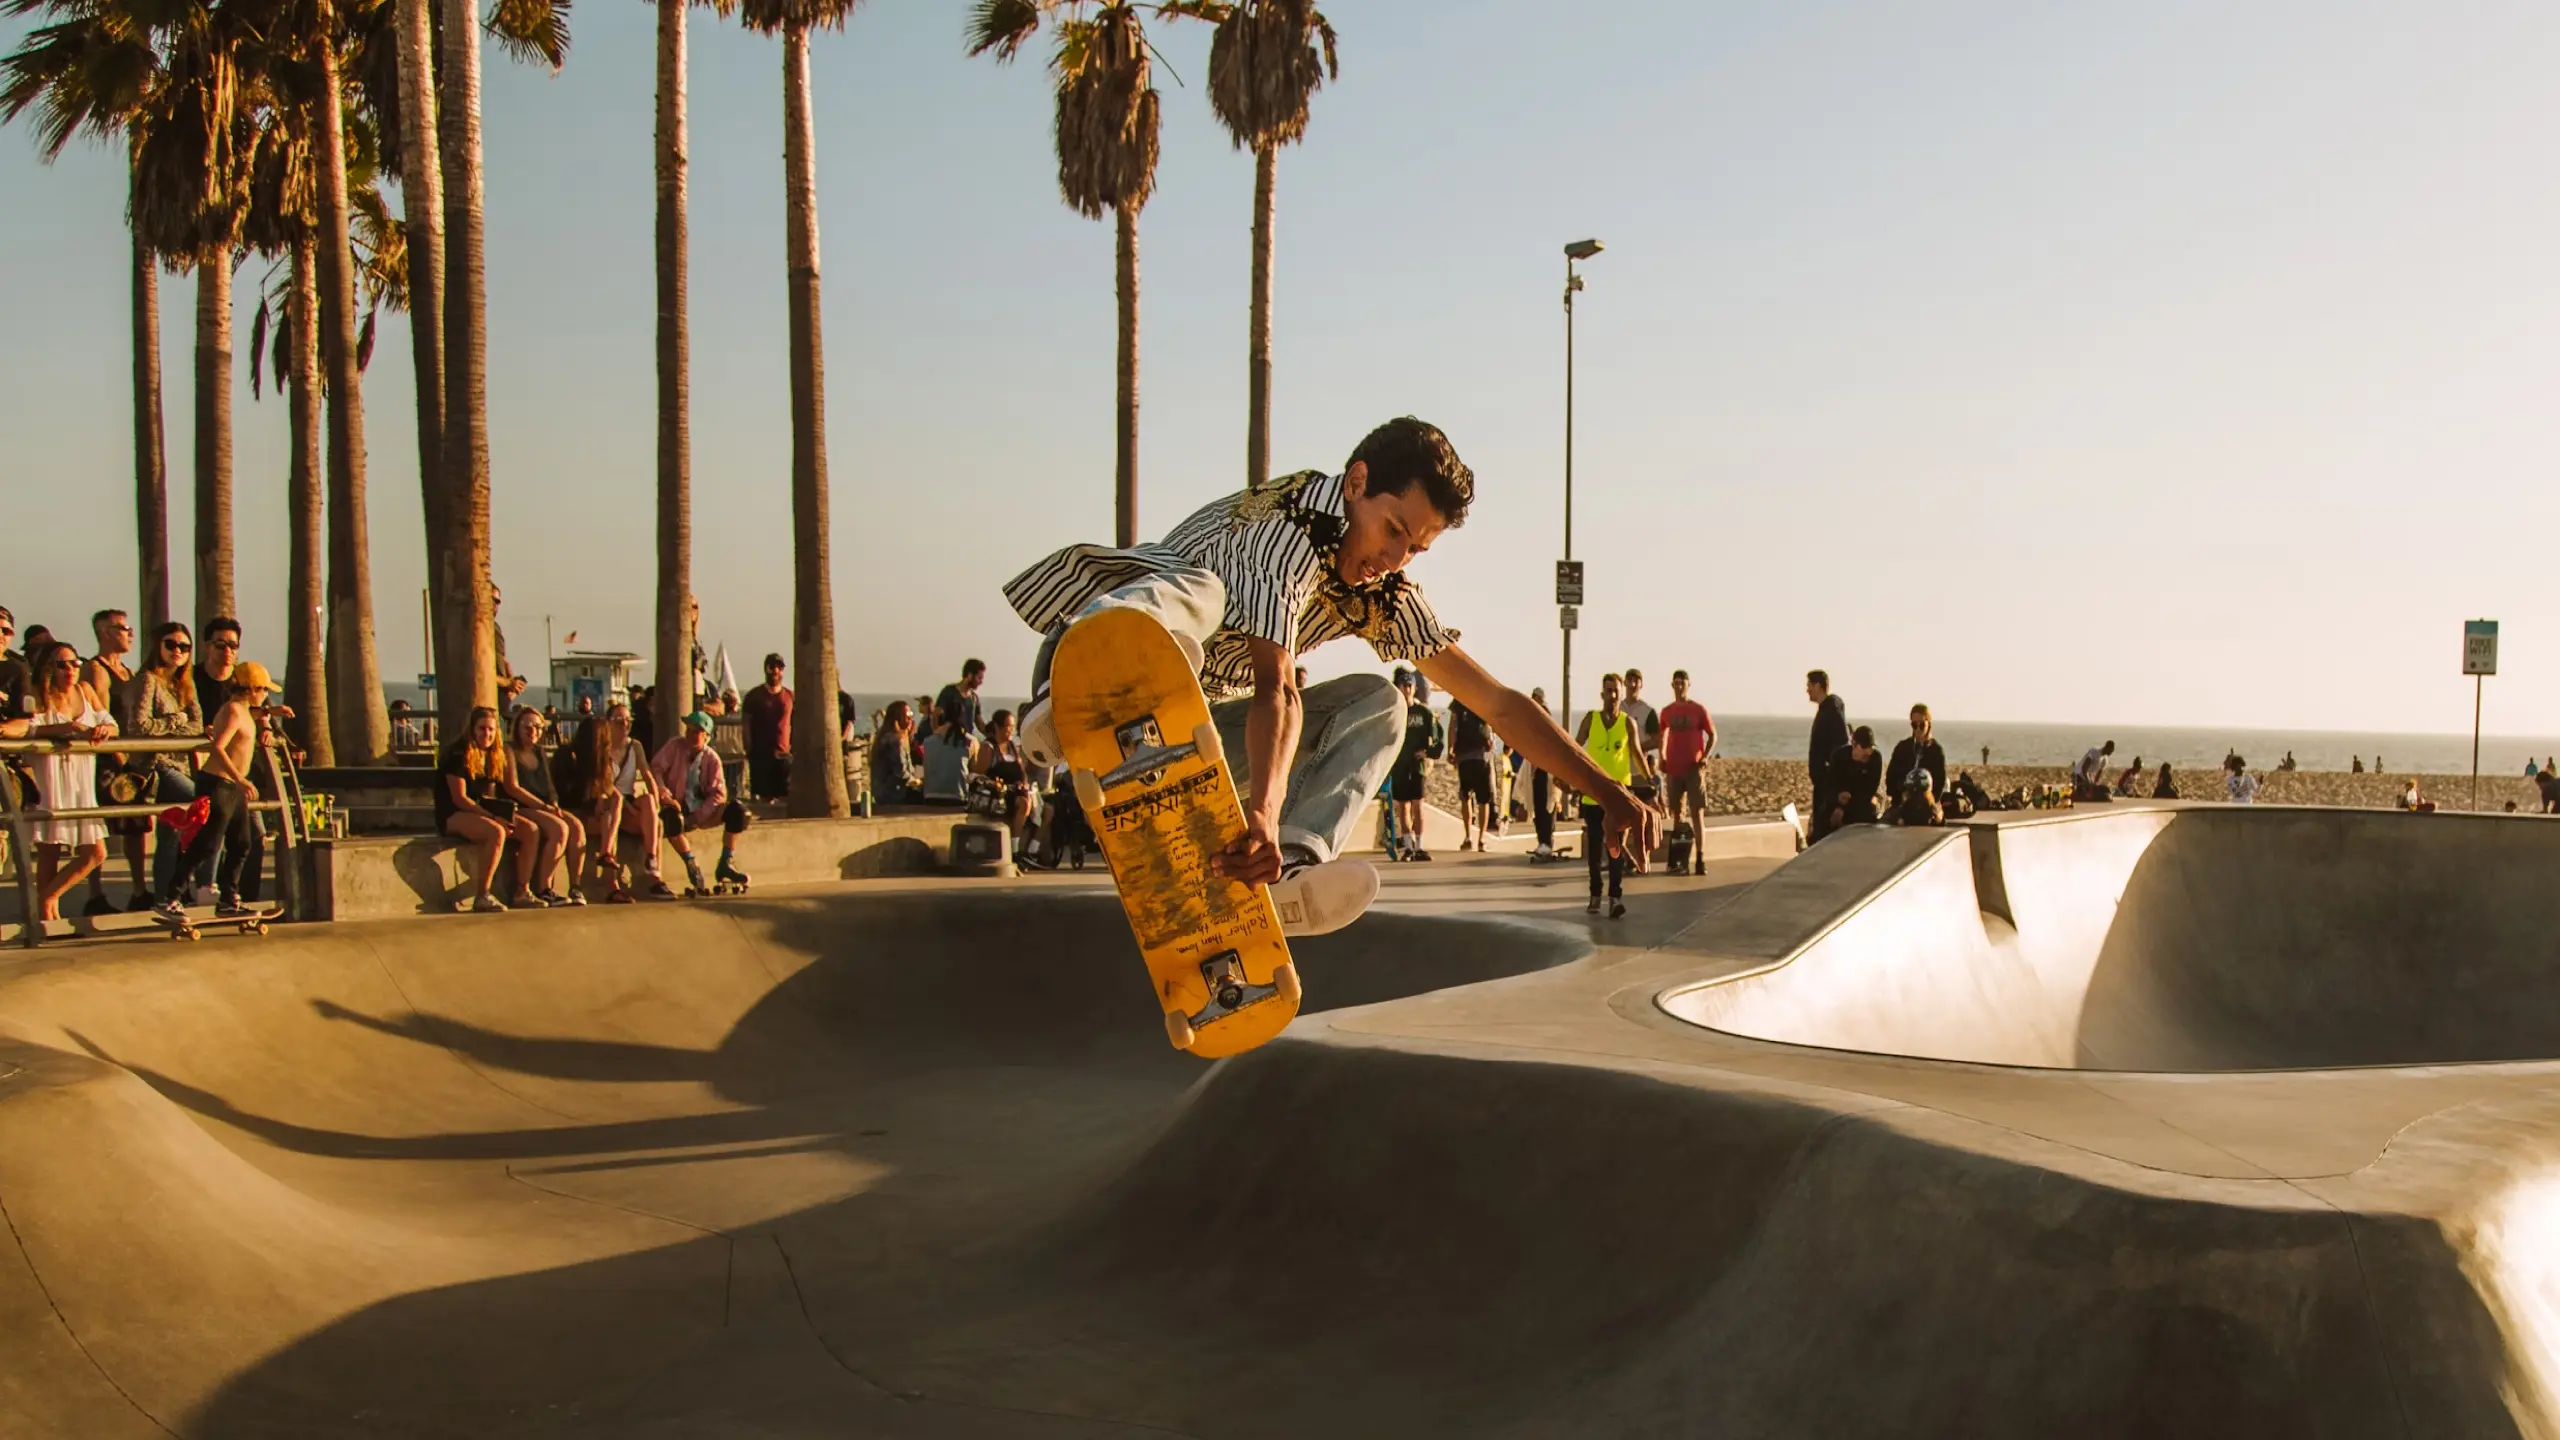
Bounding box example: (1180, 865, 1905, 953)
(1164, 1011, 1195, 1050)
(1072, 768, 1105, 813)
(1192, 722, 1223, 770)
(1274, 962, 1301, 1005)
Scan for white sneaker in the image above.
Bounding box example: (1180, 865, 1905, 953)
(1266, 857, 1378, 938)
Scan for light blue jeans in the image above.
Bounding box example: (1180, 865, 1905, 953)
(1031, 566, 1405, 864)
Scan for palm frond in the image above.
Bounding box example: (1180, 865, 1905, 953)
(964, 0, 1040, 60)
(1207, 0, 1332, 150)
(735, 0, 860, 37)
(348, 178, 408, 310)
(355, 302, 376, 369)
(248, 290, 268, 397)
(1, 9, 158, 161)
(1052, 3, 1153, 216)
(270, 287, 291, 384)
(486, 0, 570, 70)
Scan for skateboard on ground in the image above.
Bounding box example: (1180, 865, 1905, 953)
(155, 904, 282, 940)
(1052, 608, 1301, 1058)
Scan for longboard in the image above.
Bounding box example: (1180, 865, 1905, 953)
(1050, 607, 1300, 1057)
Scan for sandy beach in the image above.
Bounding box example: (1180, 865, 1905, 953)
(1431, 758, 2551, 820)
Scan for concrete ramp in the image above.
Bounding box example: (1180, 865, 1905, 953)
(1666, 807, 2560, 1069)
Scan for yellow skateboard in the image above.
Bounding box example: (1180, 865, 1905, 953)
(1053, 607, 1301, 1057)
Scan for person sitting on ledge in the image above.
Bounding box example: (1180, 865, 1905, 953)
(1821, 724, 1884, 837)
(869, 701, 925, 804)
(653, 711, 750, 894)
(434, 703, 548, 913)
(2152, 762, 2179, 799)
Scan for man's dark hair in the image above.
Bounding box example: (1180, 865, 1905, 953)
(1807, 669, 1829, 688)
(962, 657, 986, 677)
(763, 652, 785, 670)
(1672, 669, 1690, 682)
(91, 608, 126, 630)
(1348, 416, 1473, 526)
(204, 616, 242, 640)
(1852, 725, 1876, 748)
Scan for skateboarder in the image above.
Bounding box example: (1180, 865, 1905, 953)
(1008, 416, 1660, 934)
(154, 660, 273, 922)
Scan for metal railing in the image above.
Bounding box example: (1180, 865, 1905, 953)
(0, 733, 303, 949)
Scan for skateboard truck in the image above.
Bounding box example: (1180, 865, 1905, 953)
(1089, 719, 1225, 795)
(1184, 949, 1283, 1028)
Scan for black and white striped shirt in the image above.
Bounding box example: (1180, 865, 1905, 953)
(1005, 470, 1457, 698)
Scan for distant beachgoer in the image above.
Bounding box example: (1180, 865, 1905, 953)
(2375, 755, 2384, 772)
(1805, 670, 1848, 840)
(2225, 754, 2260, 805)
(2536, 768, 2559, 815)
(2527, 759, 2540, 778)
(1620, 668, 1660, 792)
(2280, 750, 2297, 772)
(2114, 755, 2146, 796)
(2396, 779, 2436, 814)
(2152, 762, 2179, 799)
(2074, 740, 2116, 802)
(1574, 672, 1651, 916)
(1980, 744, 1990, 767)
(1659, 670, 1718, 873)
(1447, 695, 1496, 851)
(2351, 755, 2364, 774)
(1821, 724, 1884, 836)
(1389, 668, 1441, 861)
(1524, 686, 1559, 859)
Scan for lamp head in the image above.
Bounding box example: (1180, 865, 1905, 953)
(1564, 239, 1605, 261)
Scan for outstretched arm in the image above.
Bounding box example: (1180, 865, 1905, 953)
(1419, 646, 1659, 867)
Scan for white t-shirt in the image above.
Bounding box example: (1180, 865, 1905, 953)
(2076, 747, 2110, 786)
(2226, 771, 2260, 804)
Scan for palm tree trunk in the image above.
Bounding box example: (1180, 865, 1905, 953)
(394, 0, 450, 707)
(654, 0, 693, 756)
(1115, 201, 1139, 546)
(1245, 142, 1273, 492)
(780, 25, 846, 819)
(193, 252, 235, 624)
(287, 230, 334, 765)
(436, 0, 497, 735)
(130, 211, 170, 634)
(315, 29, 391, 764)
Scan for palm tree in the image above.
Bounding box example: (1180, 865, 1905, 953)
(123, 5, 251, 628)
(3, 0, 174, 630)
(345, 0, 559, 743)
(969, 0, 1219, 546)
(241, 77, 331, 762)
(740, 0, 857, 817)
(654, 0, 735, 753)
(1207, 0, 1330, 490)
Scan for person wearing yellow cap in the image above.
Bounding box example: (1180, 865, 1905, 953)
(156, 658, 276, 920)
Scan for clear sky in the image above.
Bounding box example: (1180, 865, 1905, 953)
(4, 0, 2556, 736)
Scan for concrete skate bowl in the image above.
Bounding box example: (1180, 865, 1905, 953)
(1662, 806, 2560, 1070)
(0, 889, 1598, 1437)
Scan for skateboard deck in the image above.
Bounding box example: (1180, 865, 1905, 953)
(1050, 607, 1300, 1057)
(154, 904, 282, 940)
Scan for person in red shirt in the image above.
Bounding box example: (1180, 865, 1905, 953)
(1658, 669, 1718, 873)
(741, 653, 794, 801)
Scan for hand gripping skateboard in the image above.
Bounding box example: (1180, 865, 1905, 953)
(1050, 607, 1301, 1057)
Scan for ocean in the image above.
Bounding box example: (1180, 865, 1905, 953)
(396, 681, 2553, 777)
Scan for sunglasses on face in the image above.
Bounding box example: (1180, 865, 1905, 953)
(208, 638, 240, 651)
(163, 639, 192, 653)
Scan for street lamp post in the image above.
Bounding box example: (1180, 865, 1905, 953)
(1560, 238, 1603, 732)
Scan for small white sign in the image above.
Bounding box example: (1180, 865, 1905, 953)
(2464, 619, 2499, 677)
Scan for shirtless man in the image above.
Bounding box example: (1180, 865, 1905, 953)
(157, 660, 274, 919)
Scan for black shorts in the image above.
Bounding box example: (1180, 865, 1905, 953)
(748, 754, 792, 799)
(1456, 758, 1494, 804)
(1389, 764, 1427, 803)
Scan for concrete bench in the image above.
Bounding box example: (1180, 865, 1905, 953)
(310, 811, 964, 920)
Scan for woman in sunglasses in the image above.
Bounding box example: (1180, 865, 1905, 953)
(119, 622, 206, 907)
(22, 641, 118, 921)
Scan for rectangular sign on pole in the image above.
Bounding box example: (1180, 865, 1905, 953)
(1558, 604, 1579, 632)
(1555, 560, 1584, 607)
(2464, 619, 2499, 677)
